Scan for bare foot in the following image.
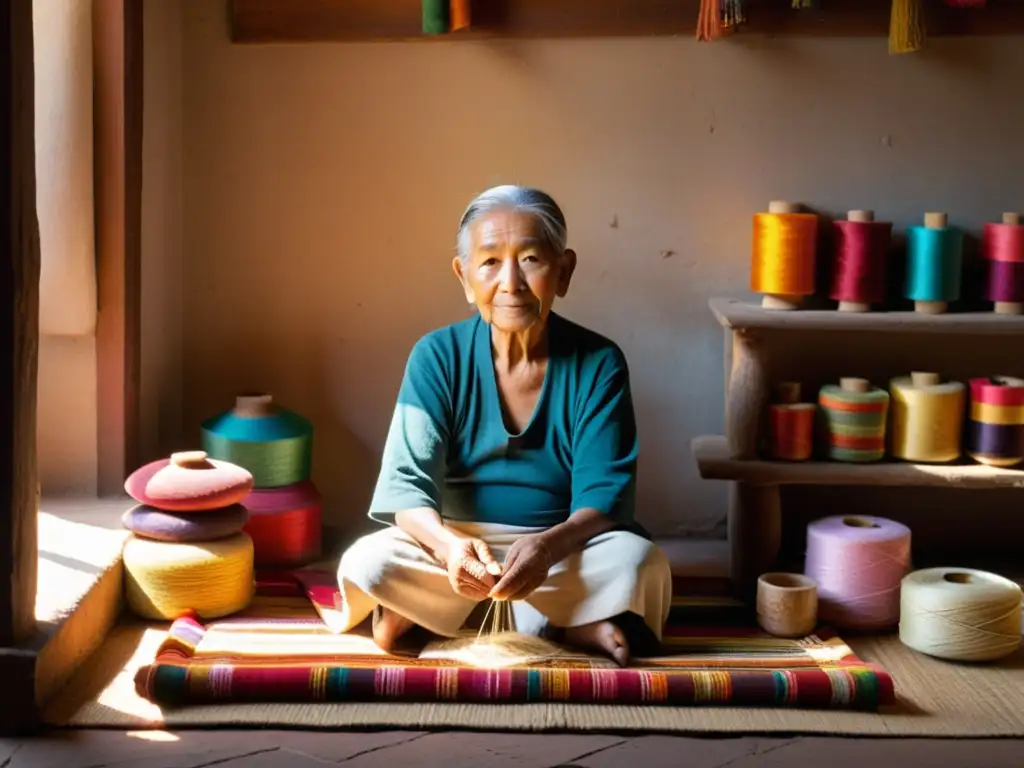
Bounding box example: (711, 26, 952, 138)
(372, 606, 415, 653)
(564, 620, 630, 667)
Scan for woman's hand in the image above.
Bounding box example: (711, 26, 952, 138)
(489, 534, 555, 601)
(440, 537, 503, 600)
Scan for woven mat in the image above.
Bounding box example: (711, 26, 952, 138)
(48, 571, 1024, 735)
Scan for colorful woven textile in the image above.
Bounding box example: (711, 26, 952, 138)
(135, 570, 895, 710)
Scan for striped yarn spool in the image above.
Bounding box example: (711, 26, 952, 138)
(889, 372, 966, 464)
(981, 212, 1024, 315)
(818, 378, 889, 462)
(122, 532, 255, 621)
(124, 451, 254, 511)
(967, 376, 1024, 468)
(202, 393, 314, 489)
(767, 381, 814, 461)
(242, 480, 323, 567)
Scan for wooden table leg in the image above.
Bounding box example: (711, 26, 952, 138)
(728, 481, 782, 600)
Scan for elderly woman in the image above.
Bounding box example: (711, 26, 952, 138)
(335, 185, 673, 666)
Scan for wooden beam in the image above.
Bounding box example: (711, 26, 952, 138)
(94, 0, 143, 497)
(0, 0, 41, 650)
(230, 0, 1024, 43)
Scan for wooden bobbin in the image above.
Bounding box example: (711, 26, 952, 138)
(235, 392, 276, 418)
(995, 212, 1023, 316)
(775, 381, 801, 404)
(756, 572, 818, 639)
(916, 212, 949, 316)
(911, 371, 941, 388)
(761, 201, 804, 312)
(837, 210, 875, 314)
(839, 377, 870, 394)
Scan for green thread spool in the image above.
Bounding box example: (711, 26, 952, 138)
(818, 378, 890, 463)
(905, 212, 963, 315)
(201, 393, 313, 489)
(422, 0, 448, 34)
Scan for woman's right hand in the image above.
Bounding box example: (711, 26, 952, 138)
(441, 537, 503, 600)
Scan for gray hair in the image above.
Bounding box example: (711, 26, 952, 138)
(456, 185, 568, 263)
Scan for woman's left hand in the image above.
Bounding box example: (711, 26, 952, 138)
(489, 534, 556, 601)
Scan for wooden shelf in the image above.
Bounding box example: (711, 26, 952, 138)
(710, 298, 1024, 336)
(230, 0, 1024, 43)
(693, 435, 1024, 490)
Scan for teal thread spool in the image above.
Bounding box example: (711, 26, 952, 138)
(201, 394, 313, 489)
(905, 212, 963, 315)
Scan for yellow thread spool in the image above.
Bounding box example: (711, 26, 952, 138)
(123, 532, 255, 621)
(751, 200, 818, 311)
(889, 371, 966, 463)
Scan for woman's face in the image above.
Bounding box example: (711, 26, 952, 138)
(453, 209, 575, 333)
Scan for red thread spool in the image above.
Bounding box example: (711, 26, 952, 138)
(981, 212, 1024, 316)
(242, 480, 323, 567)
(767, 382, 815, 462)
(124, 451, 254, 512)
(831, 209, 893, 313)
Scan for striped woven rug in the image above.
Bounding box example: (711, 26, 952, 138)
(134, 570, 895, 710)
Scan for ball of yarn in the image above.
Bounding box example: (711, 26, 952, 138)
(123, 532, 255, 621)
(201, 393, 314, 489)
(124, 451, 254, 512)
(242, 480, 322, 567)
(122, 504, 249, 543)
(803, 515, 911, 631)
(900, 567, 1022, 662)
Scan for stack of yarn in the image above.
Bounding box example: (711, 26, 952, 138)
(122, 451, 256, 621)
(201, 393, 323, 568)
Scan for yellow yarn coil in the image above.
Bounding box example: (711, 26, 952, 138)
(123, 532, 255, 621)
(889, 0, 924, 54)
(889, 373, 965, 463)
(899, 567, 1022, 662)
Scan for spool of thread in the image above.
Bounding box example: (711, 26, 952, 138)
(122, 504, 249, 543)
(982, 212, 1024, 316)
(122, 532, 255, 621)
(967, 376, 1024, 467)
(124, 451, 254, 512)
(242, 480, 323, 567)
(830, 210, 893, 313)
(450, 0, 471, 30)
(888, 372, 966, 463)
(422, 0, 448, 34)
(767, 381, 814, 461)
(899, 567, 1022, 662)
(756, 572, 818, 638)
(201, 393, 314, 489)
(904, 212, 963, 315)
(818, 378, 889, 462)
(750, 200, 818, 311)
(804, 515, 912, 631)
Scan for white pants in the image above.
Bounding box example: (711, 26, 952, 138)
(334, 521, 674, 641)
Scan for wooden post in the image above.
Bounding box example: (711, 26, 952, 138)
(725, 328, 767, 460)
(94, 0, 143, 496)
(0, 0, 42, 733)
(728, 482, 782, 598)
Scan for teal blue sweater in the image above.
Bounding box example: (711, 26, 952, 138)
(368, 312, 638, 528)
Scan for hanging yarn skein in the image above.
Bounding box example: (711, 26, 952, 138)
(767, 381, 815, 462)
(831, 210, 893, 313)
(202, 394, 314, 490)
(242, 480, 322, 567)
(900, 567, 1021, 662)
(905, 212, 963, 315)
(804, 515, 912, 631)
(818, 378, 889, 463)
(751, 201, 818, 311)
(982, 212, 1024, 315)
(889, 372, 966, 463)
(889, 0, 925, 54)
(967, 376, 1024, 468)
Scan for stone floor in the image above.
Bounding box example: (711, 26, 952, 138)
(2, 731, 1023, 767)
